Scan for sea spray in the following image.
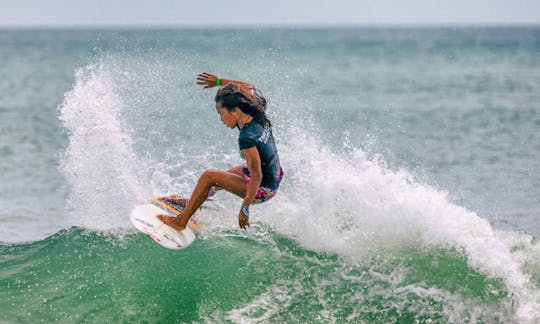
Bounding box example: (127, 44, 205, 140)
(265, 116, 540, 322)
(58, 63, 148, 230)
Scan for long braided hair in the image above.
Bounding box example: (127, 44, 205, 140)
(215, 84, 271, 127)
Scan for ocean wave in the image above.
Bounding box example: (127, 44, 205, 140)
(0, 227, 524, 323)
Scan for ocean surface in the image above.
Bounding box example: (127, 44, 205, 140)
(1, 27, 539, 323)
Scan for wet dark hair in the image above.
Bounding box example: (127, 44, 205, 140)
(215, 84, 271, 127)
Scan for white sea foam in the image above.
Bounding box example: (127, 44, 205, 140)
(58, 62, 149, 231)
(222, 282, 300, 323)
(261, 121, 540, 322)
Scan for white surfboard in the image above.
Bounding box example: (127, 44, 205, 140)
(130, 203, 201, 250)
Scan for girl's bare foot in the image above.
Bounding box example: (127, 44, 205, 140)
(156, 214, 187, 231)
(163, 195, 188, 206)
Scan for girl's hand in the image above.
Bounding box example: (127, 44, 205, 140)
(238, 208, 250, 229)
(196, 72, 219, 88)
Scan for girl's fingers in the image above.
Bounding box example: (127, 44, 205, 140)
(196, 73, 217, 88)
(239, 214, 250, 229)
(197, 76, 214, 82)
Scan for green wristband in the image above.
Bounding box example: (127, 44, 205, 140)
(216, 77, 221, 86)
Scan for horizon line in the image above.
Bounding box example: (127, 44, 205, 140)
(1, 22, 540, 30)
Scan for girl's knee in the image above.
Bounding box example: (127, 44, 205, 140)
(200, 169, 221, 184)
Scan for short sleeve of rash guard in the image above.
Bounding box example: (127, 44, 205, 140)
(238, 136, 257, 150)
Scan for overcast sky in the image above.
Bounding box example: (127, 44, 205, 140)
(1, 0, 539, 27)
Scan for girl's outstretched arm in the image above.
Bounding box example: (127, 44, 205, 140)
(238, 146, 262, 229)
(196, 72, 255, 94)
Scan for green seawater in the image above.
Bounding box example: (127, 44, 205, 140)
(1, 228, 512, 323)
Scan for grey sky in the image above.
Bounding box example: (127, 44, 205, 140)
(0, 0, 539, 27)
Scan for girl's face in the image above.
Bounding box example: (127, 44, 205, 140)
(216, 102, 238, 129)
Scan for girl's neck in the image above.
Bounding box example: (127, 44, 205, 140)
(237, 114, 253, 129)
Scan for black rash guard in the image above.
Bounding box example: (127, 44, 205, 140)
(238, 120, 282, 190)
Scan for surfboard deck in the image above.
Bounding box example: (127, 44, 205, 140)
(130, 196, 201, 250)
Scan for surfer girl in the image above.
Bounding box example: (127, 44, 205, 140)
(157, 72, 283, 230)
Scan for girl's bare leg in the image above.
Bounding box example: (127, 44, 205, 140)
(157, 169, 247, 230)
(208, 164, 245, 197)
(165, 165, 245, 200)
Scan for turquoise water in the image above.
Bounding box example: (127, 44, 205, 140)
(0, 228, 512, 323)
(1, 28, 539, 322)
